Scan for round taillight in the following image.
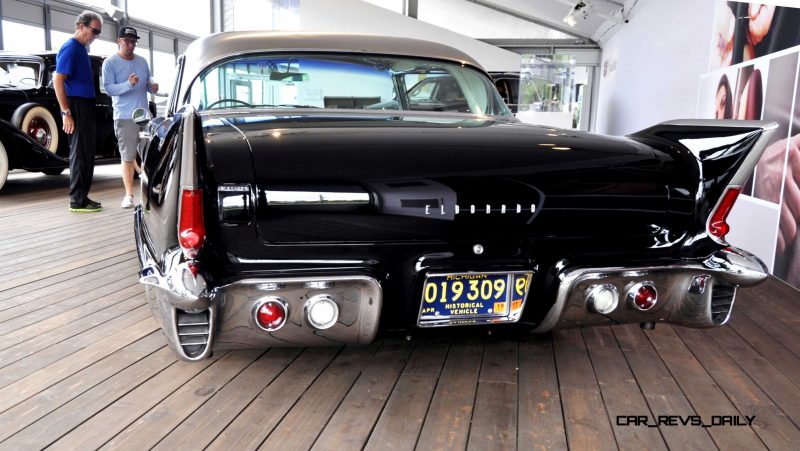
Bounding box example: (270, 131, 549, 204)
(586, 284, 619, 314)
(627, 282, 657, 311)
(254, 297, 288, 331)
(305, 295, 339, 330)
(179, 229, 203, 250)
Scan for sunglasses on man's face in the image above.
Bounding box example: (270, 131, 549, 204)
(86, 24, 101, 35)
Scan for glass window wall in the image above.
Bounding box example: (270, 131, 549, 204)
(2, 21, 45, 52)
(128, 0, 210, 37)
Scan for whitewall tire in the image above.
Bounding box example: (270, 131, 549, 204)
(0, 141, 9, 191)
(12, 103, 59, 153)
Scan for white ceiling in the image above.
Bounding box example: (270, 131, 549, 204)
(467, 0, 636, 43)
(362, 0, 639, 44)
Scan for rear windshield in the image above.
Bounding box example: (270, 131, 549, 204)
(187, 53, 512, 117)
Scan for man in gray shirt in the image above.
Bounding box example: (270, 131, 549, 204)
(102, 26, 158, 208)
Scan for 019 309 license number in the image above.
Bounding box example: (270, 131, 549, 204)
(418, 272, 532, 322)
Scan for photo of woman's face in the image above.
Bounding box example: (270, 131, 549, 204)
(715, 74, 732, 119)
(715, 84, 729, 119)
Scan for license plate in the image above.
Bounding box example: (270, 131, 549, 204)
(418, 271, 532, 326)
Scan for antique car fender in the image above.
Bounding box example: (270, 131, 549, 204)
(0, 118, 67, 186)
(11, 102, 59, 153)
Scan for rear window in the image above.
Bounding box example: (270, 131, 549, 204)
(187, 53, 512, 117)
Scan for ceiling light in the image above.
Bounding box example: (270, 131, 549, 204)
(563, 0, 590, 27)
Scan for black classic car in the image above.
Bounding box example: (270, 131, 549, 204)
(134, 32, 776, 361)
(0, 51, 117, 191)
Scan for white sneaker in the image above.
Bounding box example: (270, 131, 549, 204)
(121, 194, 134, 208)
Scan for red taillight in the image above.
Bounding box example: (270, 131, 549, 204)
(255, 299, 288, 331)
(708, 187, 741, 241)
(627, 282, 657, 311)
(179, 188, 204, 258)
(632, 284, 657, 310)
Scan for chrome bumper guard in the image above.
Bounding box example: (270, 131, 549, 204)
(534, 247, 768, 332)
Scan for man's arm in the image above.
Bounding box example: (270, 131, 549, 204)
(53, 73, 74, 134)
(102, 59, 134, 96)
(144, 60, 158, 93)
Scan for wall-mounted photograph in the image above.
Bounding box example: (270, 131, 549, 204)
(711, 1, 800, 70)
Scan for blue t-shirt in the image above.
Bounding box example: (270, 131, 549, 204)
(102, 53, 152, 120)
(55, 38, 95, 98)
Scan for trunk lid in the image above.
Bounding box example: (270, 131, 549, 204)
(201, 111, 679, 248)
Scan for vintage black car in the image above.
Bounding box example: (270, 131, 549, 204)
(134, 32, 776, 361)
(0, 51, 117, 190)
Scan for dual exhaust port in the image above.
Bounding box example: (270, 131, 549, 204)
(254, 294, 340, 332)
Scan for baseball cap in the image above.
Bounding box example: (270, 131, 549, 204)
(118, 26, 139, 40)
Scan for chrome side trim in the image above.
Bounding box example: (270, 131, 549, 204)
(266, 190, 370, 206)
(234, 258, 368, 265)
(178, 105, 198, 189)
(660, 119, 779, 129)
(534, 246, 767, 332)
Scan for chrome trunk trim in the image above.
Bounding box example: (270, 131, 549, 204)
(265, 190, 371, 206)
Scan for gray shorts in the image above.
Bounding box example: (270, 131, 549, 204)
(114, 119, 140, 162)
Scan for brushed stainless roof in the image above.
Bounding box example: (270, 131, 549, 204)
(183, 31, 482, 72)
(175, 31, 483, 105)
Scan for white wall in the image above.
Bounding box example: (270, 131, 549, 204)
(595, 0, 716, 135)
(593, 0, 799, 275)
(297, 0, 522, 72)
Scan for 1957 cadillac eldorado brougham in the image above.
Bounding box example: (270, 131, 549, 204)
(134, 31, 776, 361)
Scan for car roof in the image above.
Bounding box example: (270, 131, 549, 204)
(181, 31, 483, 81)
(0, 51, 50, 61)
(0, 51, 105, 61)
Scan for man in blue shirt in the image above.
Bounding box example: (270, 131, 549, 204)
(102, 26, 158, 208)
(54, 10, 103, 212)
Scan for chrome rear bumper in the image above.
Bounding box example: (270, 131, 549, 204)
(134, 206, 382, 361)
(534, 247, 768, 332)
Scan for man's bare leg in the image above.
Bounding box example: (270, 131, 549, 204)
(122, 160, 135, 196)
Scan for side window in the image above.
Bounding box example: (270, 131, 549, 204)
(166, 56, 184, 116)
(495, 80, 511, 103)
(0, 61, 41, 86)
(408, 78, 435, 101)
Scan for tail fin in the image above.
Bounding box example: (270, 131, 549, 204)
(630, 119, 778, 248)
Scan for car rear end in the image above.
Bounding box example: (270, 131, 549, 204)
(134, 105, 775, 361)
(133, 34, 776, 361)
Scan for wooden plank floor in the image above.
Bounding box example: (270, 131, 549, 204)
(2, 167, 800, 450)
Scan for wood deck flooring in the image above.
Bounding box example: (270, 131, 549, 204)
(1, 167, 800, 450)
